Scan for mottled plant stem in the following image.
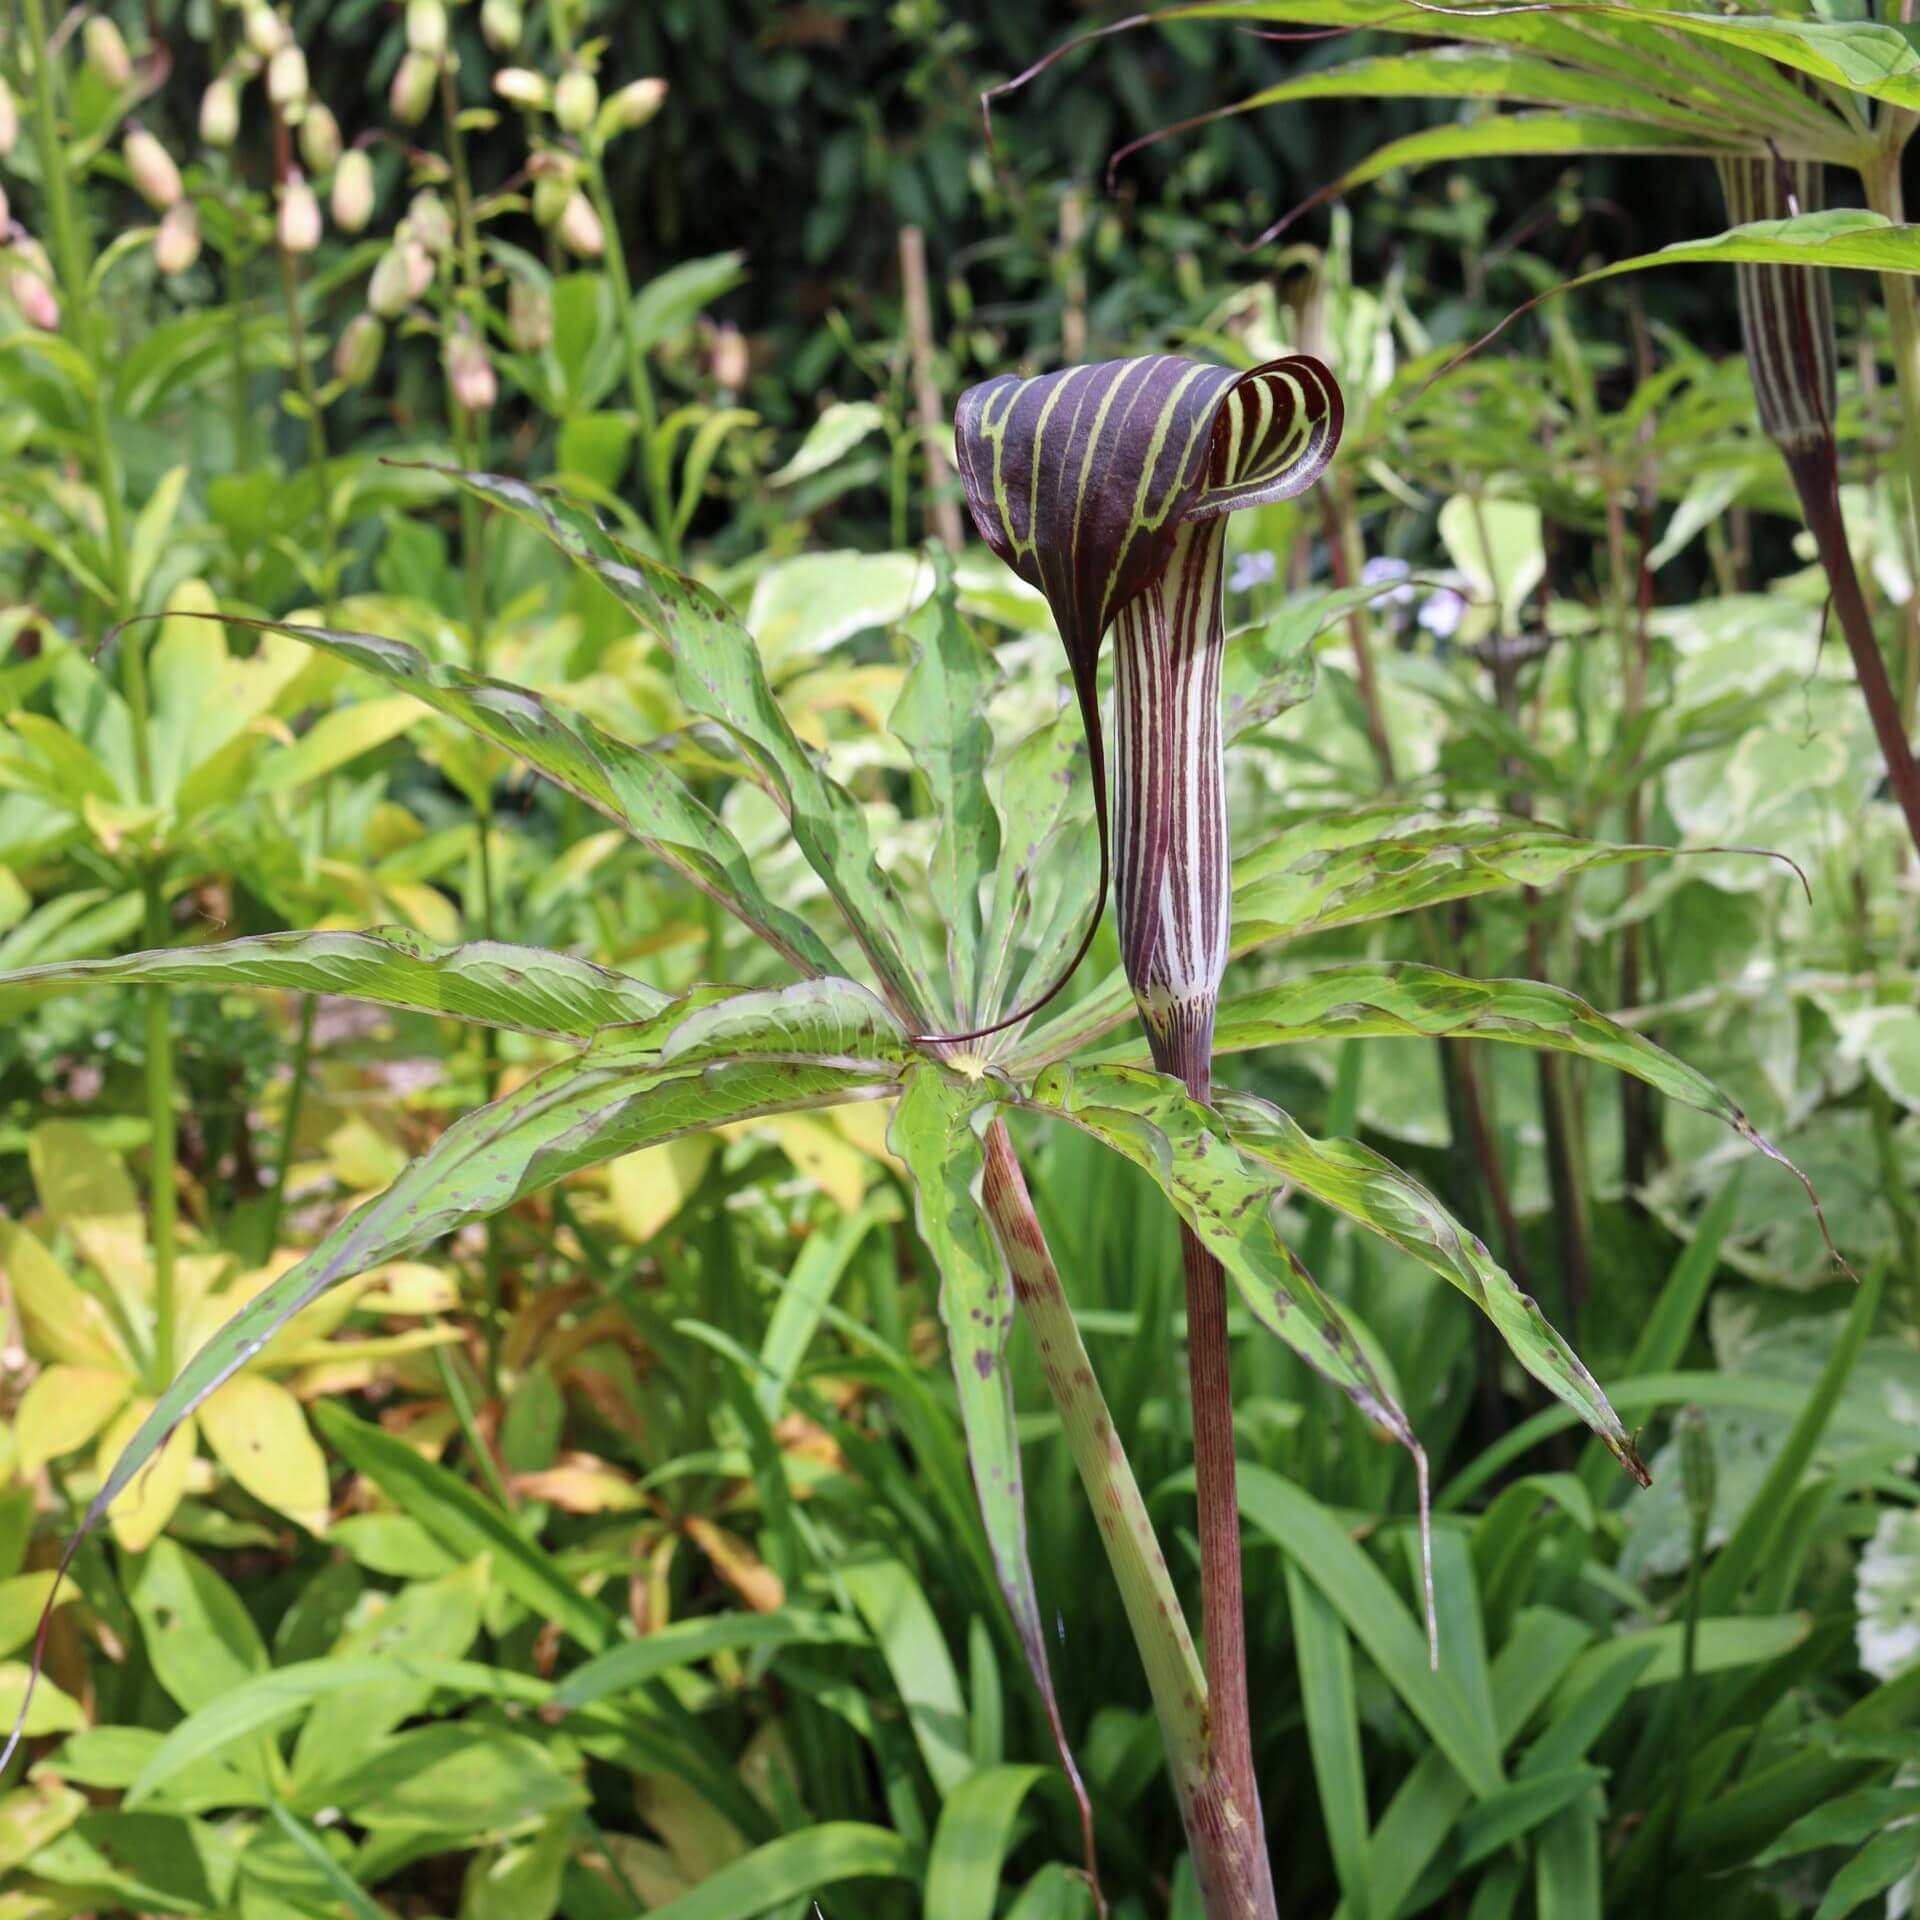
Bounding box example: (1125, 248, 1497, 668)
(979, 1122, 1275, 1920)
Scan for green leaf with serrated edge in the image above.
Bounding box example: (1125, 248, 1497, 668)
(442, 470, 938, 1026)
(1019, 1063, 1429, 1490)
(0, 980, 907, 1774)
(1216, 1084, 1648, 1486)
(1162, 3, 1848, 137)
(925, 1765, 1052, 1920)
(888, 1066, 1094, 1872)
(892, 551, 1002, 1024)
(1017, 808, 1698, 1065)
(0, 928, 666, 1038)
(635, 1823, 919, 1920)
(1149, 963, 1827, 1225)
(138, 610, 839, 982)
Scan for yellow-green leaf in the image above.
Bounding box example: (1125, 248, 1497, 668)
(97, 1402, 197, 1554)
(609, 1135, 715, 1243)
(0, 1223, 129, 1370)
(198, 1375, 331, 1535)
(14, 1365, 131, 1477)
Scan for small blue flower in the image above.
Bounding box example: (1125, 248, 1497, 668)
(1418, 587, 1467, 639)
(1228, 548, 1278, 594)
(1361, 554, 1416, 607)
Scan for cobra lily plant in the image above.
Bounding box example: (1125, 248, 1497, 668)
(0, 438, 1832, 1913)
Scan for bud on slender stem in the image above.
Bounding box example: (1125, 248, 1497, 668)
(554, 66, 598, 135)
(334, 311, 384, 386)
(331, 148, 375, 233)
(125, 127, 183, 211)
(154, 200, 201, 275)
(406, 189, 454, 257)
(445, 322, 497, 412)
(200, 74, 240, 149)
(598, 76, 667, 139)
(390, 50, 439, 125)
(407, 0, 449, 57)
(267, 41, 309, 116)
(557, 188, 603, 257)
(84, 16, 134, 90)
(277, 171, 321, 254)
(493, 68, 550, 110)
(299, 101, 341, 173)
(6, 242, 60, 330)
(244, 6, 288, 58)
(480, 0, 523, 50)
(508, 279, 552, 352)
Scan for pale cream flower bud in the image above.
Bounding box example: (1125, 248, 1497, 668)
(531, 169, 571, 228)
(711, 323, 749, 391)
(7, 243, 60, 331)
(389, 50, 438, 125)
(368, 236, 431, 316)
(553, 66, 598, 135)
(243, 6, 288, 58)
(299, 101, 340, 172)
(334, 311, 384, 385)
(557, 188, 602, 258)
(330, 148, 375, 233)
(508, 279, 552, 353)
(267, 42, 309, 114)
(492, 68, 549, 110)
(406, 0, 448, 58)
(84, 17, 134, 90)
(277, 171, 321, 253)
(445, 324, 496, 412)
(200, 74, 240, 149)
(0, 183, 9, 234)
(405, 189, 453, 256)
(598, 77, 667, 138)
(480, 0, 523, 51)
(154, 200, 201, 275)
(125, 127, 183, 211)
(0, 77, 18, 157)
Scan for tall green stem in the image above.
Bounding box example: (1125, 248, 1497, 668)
(583, 155, 676, 564)
(980, 1122, 1278, 1919)
(26, 0, 176, 1378)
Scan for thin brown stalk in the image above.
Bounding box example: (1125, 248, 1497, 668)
(898, 227, 965, 553)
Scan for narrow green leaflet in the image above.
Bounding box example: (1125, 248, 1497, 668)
(1215, 1086, 1648, 1485)
(0, 979, 907, 1772)
(888, 1065, 1093, 1867)
(1020, 809, 1694, 1065)
(154, 609, 840, 981)
(892, 553, 1002, 1025)
(446, 470, 939, 1025)
(638, 1823, 919, 1920)
(1023, 1062, 1432, 1510)
(1190, 963, 1823, 1224)
(0, 928, 666, 1038)
(1221, 579, 1423, 743)
(925, 1765, 1052, 1920)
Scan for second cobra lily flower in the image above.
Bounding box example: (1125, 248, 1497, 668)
(952, 353, 1343, 1071)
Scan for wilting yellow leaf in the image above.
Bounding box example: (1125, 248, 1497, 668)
(325, 1115, 409, 1192)
(684, 1516, 785, 1613)
(634, 1770, 747, 1884)
(96, 1401, 197, 1554)
(0, 1668, 84, 1741)
(357, 1262, 460, 1315)
(609, 1136, 714, 1243)
(382, 879, 462, 945)
(27, 1122, 151, 1310)
(0, 1573, 71, 1662)
(199, 1374, 331, 1535)
(764, 1114, 869, 1211)
(15, 1365, 131, 1476)
(512, 1456, 643, 1514)
(0, 1776, 86, 1877)
(586, 1834, 691, 1910)
(0, 1224, 128, 1370)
